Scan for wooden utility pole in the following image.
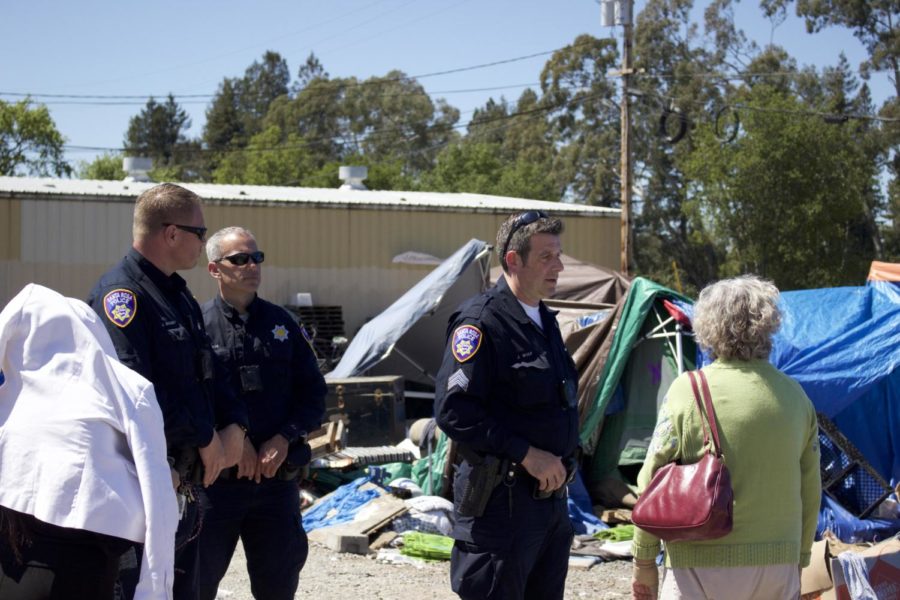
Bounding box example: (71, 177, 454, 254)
(619, 1, 634, 276)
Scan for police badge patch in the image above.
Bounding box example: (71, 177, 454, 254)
(103, 289, 137, 328)
(451, 325, 482, 363)
(272, 324, 289, 341)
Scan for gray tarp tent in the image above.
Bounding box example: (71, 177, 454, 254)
(327, 239, 491, 386)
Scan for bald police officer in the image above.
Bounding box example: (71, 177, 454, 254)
(434, 211, 579, 600)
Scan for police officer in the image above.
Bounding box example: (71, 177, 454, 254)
(434, 211, 579, 600)
(196, 226, 326, 600)
(88, 183, 248, 599)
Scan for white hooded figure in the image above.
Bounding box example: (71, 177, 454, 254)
(0, 284, 177, 599)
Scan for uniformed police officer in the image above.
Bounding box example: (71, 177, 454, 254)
(196, 226, 326, 600)
(88, 183, 249, 599)
(434, 211, 579, 600)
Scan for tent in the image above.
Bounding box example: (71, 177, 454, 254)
(765, 267, 900, 540)
(327, 239, 491, 387)
(568, 278, 695, 488)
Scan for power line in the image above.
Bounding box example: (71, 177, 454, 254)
(1, 38, 594, 104)
(0, 83, 540, 107)
(632, 87, 900, 124)
(62, 86, 602, 157)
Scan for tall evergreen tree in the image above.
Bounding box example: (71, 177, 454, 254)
(124, 94, 191, 165)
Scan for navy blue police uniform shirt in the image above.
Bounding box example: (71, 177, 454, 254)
(88, 248, 248, 451)
(202, 294, 326, 466)
(434, 276, 580, 464)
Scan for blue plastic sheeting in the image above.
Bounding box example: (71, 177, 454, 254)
(302, 477, 381, 532)
(768, 283, 900, 542)
(817, 495, 900, 544)
(771, 284, 900, 487)
(567, 470, 608, 535)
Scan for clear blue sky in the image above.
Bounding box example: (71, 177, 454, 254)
(2, 0, 893, 171)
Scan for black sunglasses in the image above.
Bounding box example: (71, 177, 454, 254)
(501, 211, 549, 258)
(217, 251, 265, 266)
(163, 222, 208, 241)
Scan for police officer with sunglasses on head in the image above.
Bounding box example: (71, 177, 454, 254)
(197, 226, 326, 600)
(435, 211, 580, 600)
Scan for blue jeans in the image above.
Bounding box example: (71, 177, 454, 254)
(196, 477, 307, 600)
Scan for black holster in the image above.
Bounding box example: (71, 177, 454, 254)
(172, 445, 203, 486)
(456, 451, 509, 518)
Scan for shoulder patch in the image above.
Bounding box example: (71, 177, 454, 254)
(451, 325, 483, 363)
(103, 289, 137, 328)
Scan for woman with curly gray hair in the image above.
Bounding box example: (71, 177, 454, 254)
(631, 275, 821, 600)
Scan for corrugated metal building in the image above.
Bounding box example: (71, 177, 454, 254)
(0, 176, 620, 335)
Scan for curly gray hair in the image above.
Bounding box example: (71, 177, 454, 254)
(692, 275, 782, 361)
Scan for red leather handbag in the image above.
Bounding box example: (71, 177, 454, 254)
(631, 370, 734, 542)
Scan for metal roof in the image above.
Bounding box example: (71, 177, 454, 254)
(0, 176, 619, 217)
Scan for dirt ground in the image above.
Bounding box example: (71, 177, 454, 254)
(214, 540, 637, 599)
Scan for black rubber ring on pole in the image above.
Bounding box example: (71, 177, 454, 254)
(658, 107, 688, 144)
(714, 106, 740, 143)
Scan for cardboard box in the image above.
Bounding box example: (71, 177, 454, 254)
(831, 537, 900, 600)
(801, 540, 836, 599)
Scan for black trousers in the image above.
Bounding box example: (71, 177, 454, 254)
(0, 508, 131, 600)
(450, 476, 573, 600)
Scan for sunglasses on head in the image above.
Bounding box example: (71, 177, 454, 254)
(163, 223, 208, 241)
(501, 210, 549, 258)
(217, 251, 265, 266)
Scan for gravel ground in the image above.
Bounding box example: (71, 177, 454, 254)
(215, 540, 638, 599)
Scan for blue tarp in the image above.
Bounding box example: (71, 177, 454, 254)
(771, 283, 900, 487)
(770, 282, 900, 541)
(302, 477, 381, 532)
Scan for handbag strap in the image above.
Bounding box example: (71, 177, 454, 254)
(687, 370, 724, 457)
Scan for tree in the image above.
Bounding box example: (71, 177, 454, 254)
(628, 0, 733, 289)
(204, 79, 244, 152)
(293, 52, 328, 93)
(78, 152, 125, 180)
(236, 51, 291, 138)
(213, 126, 315, 186)
(0, 99, 70, 176)
(124, 94, 191, 164)
(764, 0, 899, 96)
(539, 35, 620, 206)
(342, 70, 460, 175)
(682, 82, 878, 289)
(203, 51, 291, 157)
(420, 142, 558, 201)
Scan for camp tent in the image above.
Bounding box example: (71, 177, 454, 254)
(327, 239, 491, 387)
(568, 278, 695, 487)
(765, 264, 900, 540)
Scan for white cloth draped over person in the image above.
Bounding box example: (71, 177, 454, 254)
(0, 283, 178, 599)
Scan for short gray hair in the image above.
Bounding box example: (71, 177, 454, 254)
(692, 275, 781, 361)
(206, 226, 256, 262)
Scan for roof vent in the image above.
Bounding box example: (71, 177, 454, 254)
(123, 157, 153, 183)
(338, 166, 367, 191)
